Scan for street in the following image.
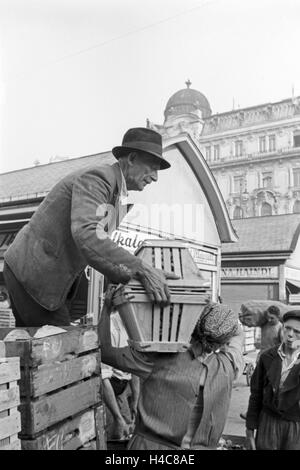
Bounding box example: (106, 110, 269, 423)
(222, 351, 258, 446)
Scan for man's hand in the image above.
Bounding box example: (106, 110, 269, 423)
(135, 261, 179, 307)
(245, 428, 256, 450)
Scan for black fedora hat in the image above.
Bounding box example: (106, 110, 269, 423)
(112, 127, 170, 170)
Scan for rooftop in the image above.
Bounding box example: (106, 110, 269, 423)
(222, 213, 300, 254)
(0, 151, 115, 202)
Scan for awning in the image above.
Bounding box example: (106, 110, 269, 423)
(286, 279, 300, 290)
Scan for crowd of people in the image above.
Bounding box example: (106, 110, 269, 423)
(2, 126, 300, 451)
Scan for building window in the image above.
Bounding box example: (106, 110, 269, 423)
(233, 206, 243, 219)
(293, 168, 300, 187)
(269, 135, 276, 151)
(262, 172, 273, 189)
(213, 145, 220, 161)
(205, 146, 211, 162)
(293, 200, 300, 213)
(261, 202, 272, 216)
(233, 176, 244, 193)
(259, 136, 266, 153)
(235, 140, 243, 157)
(293, 131, 300, 147)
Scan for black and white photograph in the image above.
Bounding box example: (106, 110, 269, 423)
(0, 0, 300, 456)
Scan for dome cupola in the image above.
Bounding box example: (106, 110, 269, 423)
(164, 80, 212, 121)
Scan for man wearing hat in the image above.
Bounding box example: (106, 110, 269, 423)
(99, 293, 244, 450)
(3, 127, 177, 326)
(245, 310, 300, 450)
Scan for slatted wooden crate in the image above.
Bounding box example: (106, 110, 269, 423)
(289, 294, 300, 305)
(0, 309, 15, 328)
(112, 240, 210, 352)
(242, 326, 256, 353)
(0, 325, 106, 450)
(0, 357, 21, 450)
(21, 404, 106, 450)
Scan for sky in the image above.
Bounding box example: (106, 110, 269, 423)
(0, 0, 300, 173)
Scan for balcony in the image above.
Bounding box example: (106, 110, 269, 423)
(250, 149, 278, 158)
(281, 146, 300, 154)
(208, 146, 300, 167)
(209, 153, 249, 165)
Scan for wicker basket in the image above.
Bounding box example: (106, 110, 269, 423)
(112, 240, 210, 352)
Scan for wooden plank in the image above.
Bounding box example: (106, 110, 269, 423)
(180, 249, 200, 279)
(128, 340, 189, 353)
(152, 305, 161, 342)
(20, 352, 100, 398)
(134, 302, 153, 342)
(126, 282, 208, 294)
(124, 281, 208, 293)
(0, 409, 21, 440)
(30, 326, 99, 366)
(124, 292, 209, 304)
(94, 405, 106, 450)
(161, 305, 170, 341)
(170, 304, 180, 342)
(117, 303, 147, 342)
(163, 248, 171, 273)
(1, 326, 99, 367)
(177, 305, 201, 342)
(172, 248, 182, 277)
(154, 247, 162, 270)
(0, 358, 20, 385)
(0, 385, 20, 413)
(1, 338, 31, 366)
(20, 376, 101, 435)
(20, 407, 98, 450)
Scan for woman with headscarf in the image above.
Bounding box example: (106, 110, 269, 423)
(99, 298, 244, 450)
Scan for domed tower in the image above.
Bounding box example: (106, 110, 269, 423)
(164, 79, 212, 124)
(149, 80, 211, 141)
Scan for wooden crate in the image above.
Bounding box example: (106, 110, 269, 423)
(21, 405, 106, 450)
(0, 357, 21, 450)
(0, 309, 15, 328)
(242, 326, 256, 353)
(112, 240, 210, 352)
(0, 325, 106, 449)
(113, 286, 208, 352)
(0, 324, 99, 367)
(134, 239, 207, 282)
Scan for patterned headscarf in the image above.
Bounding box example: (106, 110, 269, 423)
(192, 302, 238, 352)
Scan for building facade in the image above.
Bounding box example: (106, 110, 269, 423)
(149, 81, 300, 219)
(221, 213, 300, 312)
